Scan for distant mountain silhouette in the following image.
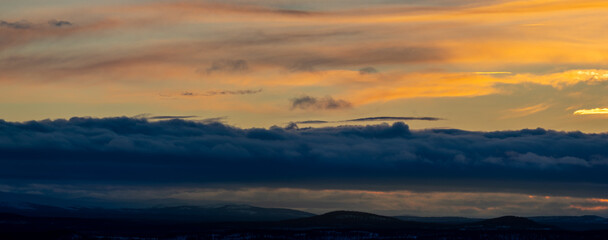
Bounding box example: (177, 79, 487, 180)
(530, 215, 608, 231)
(0, 212, 27, 220)
(3, 207, 608, 240)
(4, 202, 608, 233)
(277, 211, 434, 229)
(396, 215, 608, 231)
(0, 202, 314, 222)
(395, 215, 483, 224)
(462, 216, 554, 230)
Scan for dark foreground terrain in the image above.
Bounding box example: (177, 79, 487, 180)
(1, 203, 608, 240)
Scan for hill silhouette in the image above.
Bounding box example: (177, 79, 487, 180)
(395, 215, 483, 224)
(462, 216, 554, 230)
(277, 210, 434, 229)
(0, 203, 314, 222)
(530, 215, 608, 231)
(3, 207, 608, 239)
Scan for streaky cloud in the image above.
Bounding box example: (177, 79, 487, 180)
(286, 47, 444, 72)
(294, 116, 442, 124)
(148, 115, 198, 120)
(197, 117, 227, 124)
(132, 114, 198, 120)
(344, 116, 442, 122)
(181, 89, 262, 97)
(294, 120, 330, 124)
(226, 30, 360, 46)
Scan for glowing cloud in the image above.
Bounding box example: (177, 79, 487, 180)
(573, 108, 608, 115)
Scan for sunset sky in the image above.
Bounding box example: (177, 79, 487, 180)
(1, 0, 608, 217)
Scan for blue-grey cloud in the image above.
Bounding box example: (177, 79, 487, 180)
(0, 20, 31, 29)
(48, 19, 72, 27)
(359, 66, 378, 74)
(294, 120, 330, 124)
(205, 59, 249, 74)
(290, 96, 352, 110)
(1, 117, 607, 198)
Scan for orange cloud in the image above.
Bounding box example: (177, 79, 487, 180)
(346, 69, 608, 104)
(503, 104, 550, 119)
(569, 205, 608, 211)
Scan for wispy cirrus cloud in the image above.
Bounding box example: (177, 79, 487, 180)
(503, 104, 550, 119)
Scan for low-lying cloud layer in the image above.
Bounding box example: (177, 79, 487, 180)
(1, 117, 607, 198)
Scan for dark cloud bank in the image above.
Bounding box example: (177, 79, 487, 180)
(1, 117, 607, 197)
